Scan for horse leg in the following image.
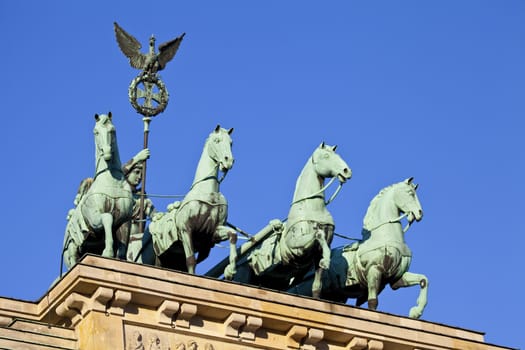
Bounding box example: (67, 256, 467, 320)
(311, 230, 331, 298)
(391, 271, 429, 319)
(315, 230, 331, 270)
(215, 226, 238, 280)
(226, 231, 238, 279)
(366, 265, 383, 310)
(312, 267, 324, 298)
(100, 213, 115, 258)
(179, 227, 196, 274)
(115, 222, 130, 260)
(63, 238, 79, 270)
(233, 258, 254, 284)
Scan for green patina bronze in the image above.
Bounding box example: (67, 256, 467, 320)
(289, 178, 428, 318)
(114, 22, 185, 243)
(232, 143, 352, 298)
(114, 22, 185, 117)
(62, 113, 143, 270)
(59, 24, 432, 318)
(118, 149, 156, 263)
(145, 126, 238, 279)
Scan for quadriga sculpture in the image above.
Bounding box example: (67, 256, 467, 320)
(63, 113, 135, 269)
(148, 125, 238, 278)
(289, 178, 428, 319)
(234, 143, 352, 297)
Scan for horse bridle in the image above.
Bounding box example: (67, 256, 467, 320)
(291, 174, 344, 206)
(189, 132, 231, 190)
(92, 122, 123, 181)
(189, 168, 229, 190)
(367, 212, 412, 234)
(92, 152, 125, 181)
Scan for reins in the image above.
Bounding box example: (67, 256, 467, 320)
(367, 212, 412, 233)
(189, 168, 229, 191)
(132, 174, 228, 199)
(92, 149, 124, 181)
(92, 155, 106, 180)
(291, 176, 344, 206)
(334, 212, 413, 244)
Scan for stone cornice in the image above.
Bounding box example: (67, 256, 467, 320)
(0, 255, 515, 350)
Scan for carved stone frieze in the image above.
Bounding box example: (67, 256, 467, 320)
(125, 324, 216, 350)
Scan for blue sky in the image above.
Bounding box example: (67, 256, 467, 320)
(1, 1, 523, 348)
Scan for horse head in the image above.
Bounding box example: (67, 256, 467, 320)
(94, 112, 116, 162)
(207, 125, 234, 172)
(312, 142, 352, 183)
(395, 177, 423, 223)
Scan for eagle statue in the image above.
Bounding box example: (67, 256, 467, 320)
(114, 22, 185, 75)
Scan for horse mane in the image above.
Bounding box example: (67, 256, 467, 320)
(362, 183, 396, 230)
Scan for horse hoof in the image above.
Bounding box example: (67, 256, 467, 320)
(368, 298, 378, 310)
(102, 249, 114, 258)
(224, 265, 236, 280)
(409, 307, 422, 319)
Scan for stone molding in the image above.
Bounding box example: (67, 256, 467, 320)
(0, 255, 515, 350)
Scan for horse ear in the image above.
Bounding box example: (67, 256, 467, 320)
(320, 141, 326, 149)
(332, 145, 338, 151)
(94, 114, 99, 121)
(215, 124, 221, 133)
(108, 112, 112, 120)
(228, 127, 234, 135)
(414, 183, 419, 191)
(405, 177, 414, 184)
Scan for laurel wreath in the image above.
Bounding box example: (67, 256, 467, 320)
(128, 74, 169, 117)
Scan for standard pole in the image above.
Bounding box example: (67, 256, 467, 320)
(139, 117, 151, 234)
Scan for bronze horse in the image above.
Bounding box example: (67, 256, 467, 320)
(290, 178, 428, 318)
(63, 113, 135, 269)
(233, 143, 352, 297)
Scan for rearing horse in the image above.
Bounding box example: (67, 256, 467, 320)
(234, 143, 352, 297)
(289, 178, 428, 318)
(353, 177, 426, 317)
(149, 125, 237, 278)
(63, 113, 134, 269)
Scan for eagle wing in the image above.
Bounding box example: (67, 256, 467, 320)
(114, 22, 147, 70)
(157, 33, 186, 71)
